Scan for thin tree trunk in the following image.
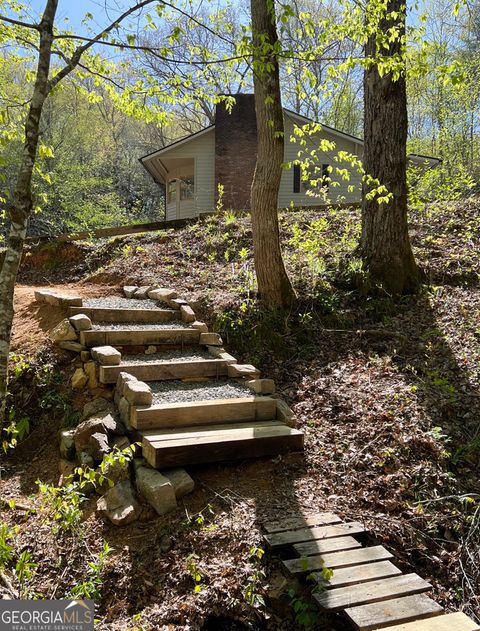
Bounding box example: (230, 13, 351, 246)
(0, 0, 58, 428)
(250, 0, 296, 308)
(360, 0, 419, 294)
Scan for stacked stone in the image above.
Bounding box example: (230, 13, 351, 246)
(58, 395, 195, 526)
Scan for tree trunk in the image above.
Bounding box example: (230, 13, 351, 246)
(0, 0, 58, 428)
(360, 0, 419, 294)
(250, 0, 296, 308)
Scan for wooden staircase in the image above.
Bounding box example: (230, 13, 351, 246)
(67, 289, 303, 470)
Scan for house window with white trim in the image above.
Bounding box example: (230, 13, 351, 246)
(167, 180, 176, 203)
(180, 177, 194, 200)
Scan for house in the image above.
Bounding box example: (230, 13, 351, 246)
(140, 94, 440, 220)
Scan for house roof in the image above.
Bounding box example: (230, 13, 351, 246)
(139, 124, 215, 163)
(284, 109, 364, 144)
(139, 109, 440, 175)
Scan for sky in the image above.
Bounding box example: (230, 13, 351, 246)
(26, 0, 151, 35)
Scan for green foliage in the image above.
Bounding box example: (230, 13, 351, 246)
(288, 588, 320, 630)
(0, 524, 16, 569)
(0, 524, 37, 597)
(216, 302, 291, 365)
(68, 541, 113, 601)
(288, 567, 333, 629)
(14, 551, 37, 592)
(450, 436, 480, 468)
(37, 443, 138, 530)
(244, 546, 266, 609)
(184, 503, 216, 530)
(408, 162, 476, 211)
(2, 408, 30, 453)
(37, 479, 86, 532)
(186, 554, 205, 593)
(288, 218, 328, 284)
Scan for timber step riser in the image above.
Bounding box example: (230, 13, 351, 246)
(100, 359, 229, 384)
(131, 396, 278, 430)
(80, 328, 200, 347)
(142, 422, 304, 468)
(69, 306, 178, 323)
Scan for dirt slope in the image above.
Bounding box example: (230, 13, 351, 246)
(3, 198, 480, 629)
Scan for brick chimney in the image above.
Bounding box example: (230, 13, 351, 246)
(214, 94, 258, 211)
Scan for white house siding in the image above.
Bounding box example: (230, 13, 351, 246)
(278, 113, 363, 208)
(158, 127, 215, 220)
(166, 192, 195, 221)
(166, 200, 176, 221)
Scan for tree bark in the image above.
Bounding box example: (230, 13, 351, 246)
(250, 0, 296, 308)
(0, 0, 59, 428)
(360, 0, 419, 294)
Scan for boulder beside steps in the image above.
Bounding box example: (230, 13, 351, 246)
(44, 284, 303, 477)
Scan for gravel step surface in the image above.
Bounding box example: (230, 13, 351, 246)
(83, 297, 168, 310)
(122, 350, 214, 364)
(150, 380, 252, 404)
(92, 322, 190, 331)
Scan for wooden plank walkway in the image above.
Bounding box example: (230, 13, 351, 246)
(262, 511, 479, 631)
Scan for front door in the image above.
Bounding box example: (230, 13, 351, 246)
(167, 179, 181, 219)
(166, 159, 195, 220)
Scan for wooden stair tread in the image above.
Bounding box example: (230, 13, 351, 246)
(283, 545, 393, 573)
(69, 306, 177, 323)
(142, 422, 303, 467)
(99, 358, 228, 383)
(314, 573, 431, 612)
(142, 419, 285, 439)
(144, 422, 298, 446)
(344, 594, 443, 630)
(138, 395, 272, 412)
(263, 512, 341, 533)
(120, 358, 225, 367)
(80, 327, 200, 347)
(132, 396, 277, 430)
(319, 560, 402, 589)
(373, 612, 480, 631)
(264, 522, 365, 548)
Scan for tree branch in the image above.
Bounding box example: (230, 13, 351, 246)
(0, 14, 39, 30)
(160, 0, 234, 45)
(50, 33, 246, 66)
(47, 0, 159, 91)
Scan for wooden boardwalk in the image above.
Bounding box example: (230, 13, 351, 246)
(263, 512, 479, 631)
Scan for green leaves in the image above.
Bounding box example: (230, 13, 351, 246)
(38, 144, 54, 158)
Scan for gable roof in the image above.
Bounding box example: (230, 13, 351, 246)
(284, 109, 364, 144)
(139, 125, 215, 163)
(140, 109, 440, 170)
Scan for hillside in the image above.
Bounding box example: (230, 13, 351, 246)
(3, 198, 480, 630)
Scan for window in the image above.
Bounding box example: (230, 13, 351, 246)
(322, 164, 330, 190)
(180, 177, 194, 200)
(293, 164, 301, 193)
(303, 164, 330, 193)
(167, 180, 176, 203)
